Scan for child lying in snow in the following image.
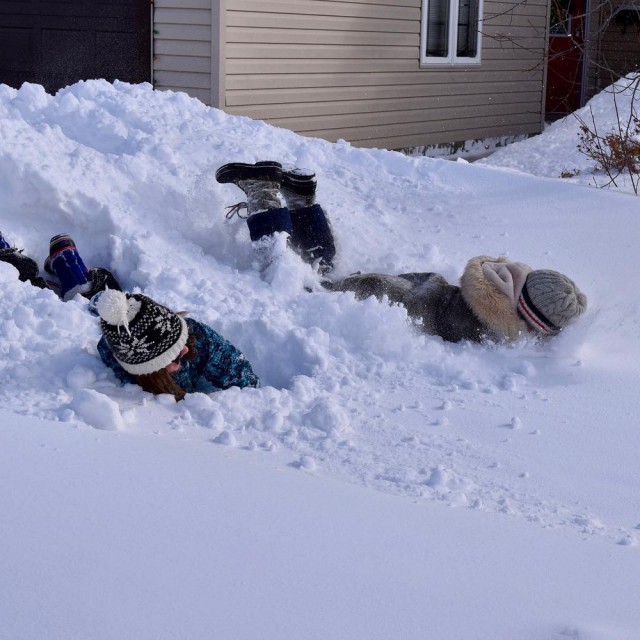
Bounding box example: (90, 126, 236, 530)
(94, 289, 259, 401)
(0, 230, 259, 401)
(217, 160, 587, 344)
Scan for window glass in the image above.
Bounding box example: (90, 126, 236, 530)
(549, 0, 572, 35)
(426, 0, 450, 57)
(457, 0, 479, 56)
(421, 0, 482, 64)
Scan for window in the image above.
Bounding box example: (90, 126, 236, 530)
(549, 0, 571, 36)
(420, 0, 483, 65)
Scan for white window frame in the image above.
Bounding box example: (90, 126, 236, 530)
(420, 0, 484, 66)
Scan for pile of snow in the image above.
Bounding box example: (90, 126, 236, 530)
(1, 79, 639, 639)
(480, 73, 640, 192)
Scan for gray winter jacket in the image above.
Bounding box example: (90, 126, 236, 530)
(331, 256, 533, 344)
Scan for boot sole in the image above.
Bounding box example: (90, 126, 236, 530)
(216, 161, 282, 184)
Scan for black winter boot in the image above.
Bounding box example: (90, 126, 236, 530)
(84, 267, 123, 299)
(215, 161, 282, 185)
(216, 162, 284, 218)
(0, 247, 48, 289)
(280, 167, 317, 211)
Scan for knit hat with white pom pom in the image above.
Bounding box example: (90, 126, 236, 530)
(95, 289, 188, 375)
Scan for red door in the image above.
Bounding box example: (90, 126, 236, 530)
(545, 0, 585, 116)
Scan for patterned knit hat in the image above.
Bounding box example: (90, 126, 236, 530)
(518, 270, 587, 335)
(46, 234, 91, 301)
(96, 289, 188, 375)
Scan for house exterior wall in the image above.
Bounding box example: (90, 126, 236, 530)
(223, 0, 549, 149)
(585, 0, 640, 98)
(153, 0, 218, 105)
(153, 0, 549, 150)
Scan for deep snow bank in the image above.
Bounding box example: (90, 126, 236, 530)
(1, 80, 639, 548)
(480, 73, 640, 192)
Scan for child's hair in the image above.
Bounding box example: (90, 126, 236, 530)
(134, 332, 198, 401)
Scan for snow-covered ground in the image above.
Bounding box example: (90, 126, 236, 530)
(479, 73, 640, 193)
(1, 78, 639, 640)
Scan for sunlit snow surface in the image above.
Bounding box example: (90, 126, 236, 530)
(1, 78, 639, 639)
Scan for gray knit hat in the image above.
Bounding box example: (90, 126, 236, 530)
(518, 270, 587, 335)
(96, 289, 188, 375)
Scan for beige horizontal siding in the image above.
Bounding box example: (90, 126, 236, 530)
(485, 4, 548, 19)
(159, 86, 213, 104)
(223, 17, 547, 144)
(155, 0, 210, 8)
(226, 68, 542, 90)
(155, 39, 211, 57)
(264, 100, 542, 132)
(228, 26, 417, 47)
(226, 57, 544, 76)
(226, 23, 544, 47)
(303, 112, 542, 143)
(227, 43, 419, 59)
(226, 12, 418, 33)
(156, 22, 211, 41)
(154, 55, 211, 74)
(345, 120, 542, 149)
(232, 0, 421, 20)
(226, 83, 542, 108)
(150, 0, 548, 148)
(154, 7, 211, 25)
(153, 1, 213, 104)
(230, 90, 542, 120)
(155, 70, 212, 90)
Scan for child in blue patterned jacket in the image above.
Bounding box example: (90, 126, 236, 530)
(95, 288, 259, 400)
(1, 229, 258, 400)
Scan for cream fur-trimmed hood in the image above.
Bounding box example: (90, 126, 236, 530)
(460, 256, 532, 341)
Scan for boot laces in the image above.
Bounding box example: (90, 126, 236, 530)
(225, 201, 249, 219)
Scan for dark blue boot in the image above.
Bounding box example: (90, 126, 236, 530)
(46, 234, 92, 301)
